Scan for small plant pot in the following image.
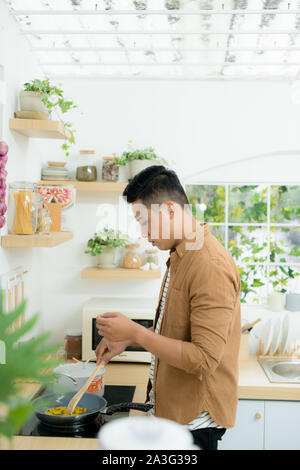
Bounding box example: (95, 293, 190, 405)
(285, 293, 300, 312)
(19, 91, 49, 114)
(128, 159, 162, 179)
(97, 246, 116, 268)
(268, 292, 286, 312)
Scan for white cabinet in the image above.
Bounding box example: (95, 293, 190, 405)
(264, 401, 300, 450)
(218, 400, 264, 450)
(219, 399, 300, 450)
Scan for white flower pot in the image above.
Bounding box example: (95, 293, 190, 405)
(97, 245, 116, 268)
(128, 159, 162, 179)
(19, 91, 49, 113)
(268, 292, 286, 312)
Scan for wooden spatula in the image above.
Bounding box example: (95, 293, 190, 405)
(66, 361, 105, 415)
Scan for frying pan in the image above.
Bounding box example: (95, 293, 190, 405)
(33, 391, 153, 429)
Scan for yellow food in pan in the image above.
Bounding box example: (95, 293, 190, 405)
(44, 406, 87, 416)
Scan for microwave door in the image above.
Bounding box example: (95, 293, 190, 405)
(91, 318, 153, 362)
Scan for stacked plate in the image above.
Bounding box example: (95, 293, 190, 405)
(41, 162, 71, 181)
(252, 314, 290, 355)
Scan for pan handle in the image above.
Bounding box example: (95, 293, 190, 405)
(104, 402, 153, 415)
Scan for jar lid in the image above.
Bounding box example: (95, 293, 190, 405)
(125, 243, 140, 249)
(80, 150, 95, 154)
(103, 156, 117, 160)
(145, 249, 158, 253)
(66, 329, 82, 336)
(9, 181, 37, 190)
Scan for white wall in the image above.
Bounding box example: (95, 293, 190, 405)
(1, 1, 300, 347)
(0, 1, 54, 338)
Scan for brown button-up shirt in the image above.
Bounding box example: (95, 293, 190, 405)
(145, 222, 241, 428)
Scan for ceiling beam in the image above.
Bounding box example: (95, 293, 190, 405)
(11, 9, 300, 16)
(31, 47, 300, 52)
(21, 29, 300, 35)
(39, 62, 300, 66)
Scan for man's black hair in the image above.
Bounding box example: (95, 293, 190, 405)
(122, 165, 189, 207)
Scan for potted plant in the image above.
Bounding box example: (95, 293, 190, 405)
(0, 291, 60, 445)
(268, 266, 299, 311)
(20, 78, 77, 157)
(85, 227, 128, 268)
(114, 140, 169, 179)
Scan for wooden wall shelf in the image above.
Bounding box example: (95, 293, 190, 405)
(9, 118, 71, 140)
(81, 267, 161, 279)
(38, 181, 128, 192)
(1, 232, 73, 248)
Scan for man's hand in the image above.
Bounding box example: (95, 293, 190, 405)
(96, 312, 141, 343)
(95, 337, 131, 365)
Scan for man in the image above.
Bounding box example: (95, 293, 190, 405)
(96, 165, 241, 450)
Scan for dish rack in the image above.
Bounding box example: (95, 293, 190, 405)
(256, 340, 300, 359)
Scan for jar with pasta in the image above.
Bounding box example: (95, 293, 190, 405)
(8, 182, 38, 234)
(122, 243, 143, 269)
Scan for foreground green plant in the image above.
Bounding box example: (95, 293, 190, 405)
(85, 227, 128, 256)
(0, 291, 60, 441)
(23, 78, 77, 157)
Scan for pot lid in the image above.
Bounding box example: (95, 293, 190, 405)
(54, 362, 105, 378)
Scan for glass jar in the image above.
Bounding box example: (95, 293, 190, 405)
(145, 249, 158, 265)
(102, 156, 119, 182)
(8, 182, 38, 234)
(64, 329, 82, 360)
(76, 150, 97, 181)
(122, 243, 143, 269)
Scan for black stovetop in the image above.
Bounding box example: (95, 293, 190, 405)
(19, 385, 136, 439)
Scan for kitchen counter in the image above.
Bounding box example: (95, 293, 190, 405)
(1, 356, 300, 450)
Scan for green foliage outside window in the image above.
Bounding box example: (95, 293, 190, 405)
(186, 184, 300, 304)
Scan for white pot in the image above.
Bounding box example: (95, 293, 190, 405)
(128, 159, 162, 179)
(19, 91, 49, 113)
(54, 362, 105, 396)
(97, 416, 199, 450)
(97, 245, 116, 268)
(268, 292, 286, 312)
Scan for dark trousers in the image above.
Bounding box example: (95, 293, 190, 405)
(190, 427, 226, 450)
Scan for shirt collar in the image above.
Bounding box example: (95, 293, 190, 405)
(166, 222, 209, 266)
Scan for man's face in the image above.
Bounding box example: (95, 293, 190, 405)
(132, 199, 182, 251)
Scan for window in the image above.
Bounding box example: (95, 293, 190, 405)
(185, 184, 300, 304)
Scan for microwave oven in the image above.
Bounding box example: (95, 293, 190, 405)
(82, 297, 156, 363)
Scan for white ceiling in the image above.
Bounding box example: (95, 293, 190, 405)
(5, 0, 300, 80)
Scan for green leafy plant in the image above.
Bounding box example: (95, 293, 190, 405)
(85, 227, 128, 256)
(186, 184, 300, 304)
(23, 78, 77, 157)
(0, 290, 60, 441)
(114, 140, 169, 167)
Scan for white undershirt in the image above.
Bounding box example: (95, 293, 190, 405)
(147, 267, 222, 430)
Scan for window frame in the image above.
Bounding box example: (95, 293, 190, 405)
(185, 181, 300, 304)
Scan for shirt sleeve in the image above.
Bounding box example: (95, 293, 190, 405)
(181, 255, 240, 380)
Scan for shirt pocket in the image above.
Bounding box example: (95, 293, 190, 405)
(164, 287, 190, 339)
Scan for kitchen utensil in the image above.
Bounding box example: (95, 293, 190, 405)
(54, 361, 105, 396)
(241, 318, 262, 334)
(34, 391, 152, 429)
(66, 362, 105, 415)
